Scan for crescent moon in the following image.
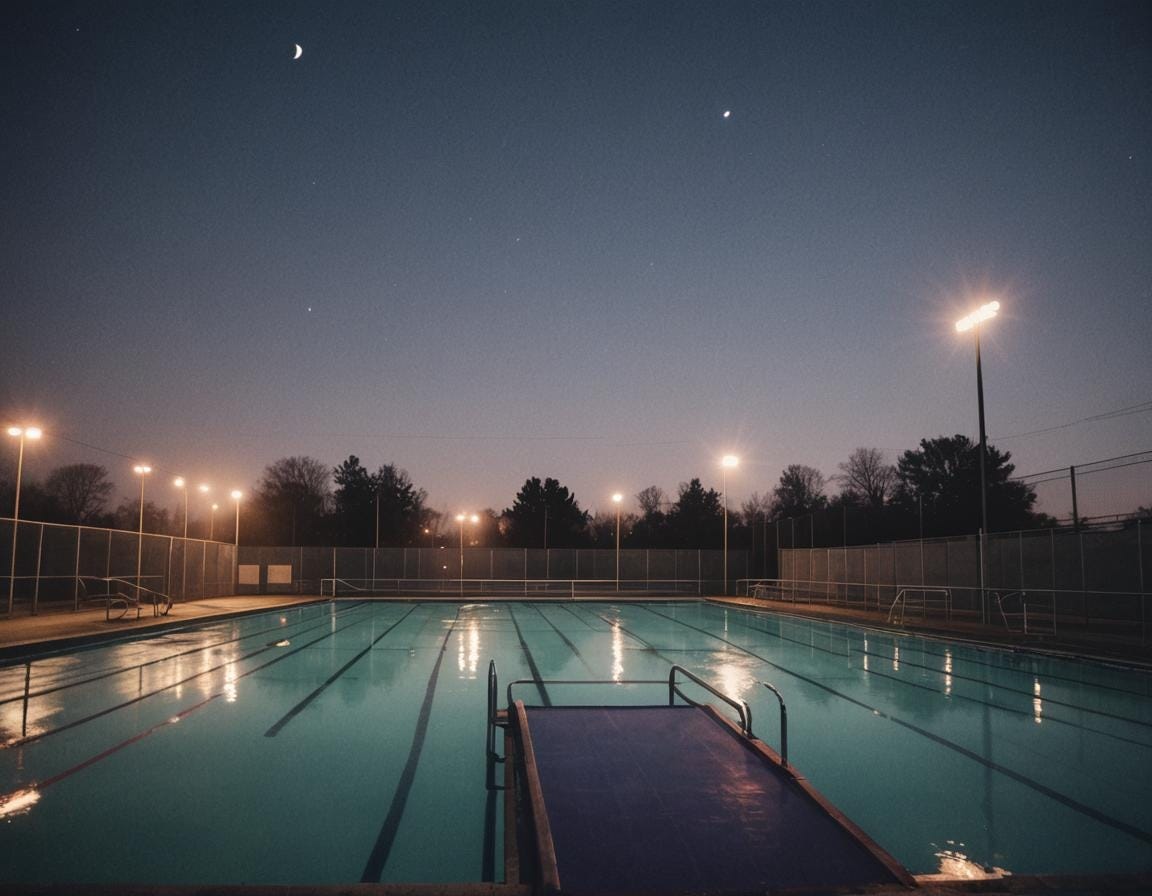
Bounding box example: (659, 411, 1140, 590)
(293, 44, 303, 60)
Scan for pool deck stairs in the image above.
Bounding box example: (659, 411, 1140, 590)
(503, 696, 915, 895)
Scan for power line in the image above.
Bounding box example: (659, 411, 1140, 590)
(994, 399, 1152, 441)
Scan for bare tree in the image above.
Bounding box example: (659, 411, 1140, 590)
(836, 447, 897, 508)
(771, 465, 828, 518)
(740, 491, 774, 526)
(257, 456, 332, 545)
(636, 485, 666, 517)
(45, 463, 114, 523)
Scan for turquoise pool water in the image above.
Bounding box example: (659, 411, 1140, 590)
(0, 600, 1149, 884)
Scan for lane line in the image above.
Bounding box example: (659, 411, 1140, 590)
(360, 610, 460, 882)
(508, 604, 550, 706)
(642, 604, 1152, 848)
(264, 605, 422, 737)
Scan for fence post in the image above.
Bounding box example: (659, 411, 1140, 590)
(1139, 519, 1145, 646)
(73, 527, 82, 610)
(32, 524, 44, 615)
(1080, 529, 1088, 626)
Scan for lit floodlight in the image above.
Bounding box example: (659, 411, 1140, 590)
(5, 427, 20, 437)
(230, 490, 243, 501)
(721, 454, 740, 468)
(955, 300, 1000, 333)
(133, 464, 152, 475)
(612, 493, 623, 503)
(173, 477, 185, 488)
(198, 483, 210, 494)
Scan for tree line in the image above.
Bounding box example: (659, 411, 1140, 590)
(6, 434, 1138, 549)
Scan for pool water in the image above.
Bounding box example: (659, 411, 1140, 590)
(0, 600, 1149, 884)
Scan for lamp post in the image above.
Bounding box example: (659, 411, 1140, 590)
(955, 299, 1000, 623)
(6, 425, 42, 615)
(612, 493, 623, 592)
(173, 477, 189, 540)
(721, 455, 739, 595)
(455, 512, 478, 595)
(198, 484, 211, 538)
(231, 490, 243, 546)
(133, 464, 152, 593)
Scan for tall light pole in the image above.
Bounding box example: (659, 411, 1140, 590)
(6, 425, 42, 615)
(198, 484, 211, 538)
(230, 490, 243, 594)
(612, 493, 623, 591)
(455, 513, 478, 595)
(721, 454, 740, 595)
(173, 477, 189, 540)
(956, 299, 1000, 623)
(231, 490, 243, 546)
(133, 464, 152, 592)
(209, 503, 219, 541)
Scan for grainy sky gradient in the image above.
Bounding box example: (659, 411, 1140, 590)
(2, 1, 1149, 523)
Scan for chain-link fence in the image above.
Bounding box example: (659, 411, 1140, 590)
(1, 517, 237, 614)
(236, 545, 750, 596)
(766, 521, 1149, 643)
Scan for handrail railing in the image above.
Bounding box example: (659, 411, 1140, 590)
(668, 664, 753, 738)
(760, 681, 788, 767)
(319, 577, 703, 598)
(887, 587, 951, 625)
(995, 590, 1056, 637)
(77, 576, 173, 620)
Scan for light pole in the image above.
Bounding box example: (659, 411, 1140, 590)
(230, 490, 242, 593)
(198, 484, 211, 538)
(455, 513, 478, 595)
(956, 299, 1000, 623)
(6, 425, 42, 615)
(133, 464, 152, 593)
(173, 477, 189, 540)
(721, 455, 739, 595)
(231, 490, 243, 546)
(612, 493, 623, 591)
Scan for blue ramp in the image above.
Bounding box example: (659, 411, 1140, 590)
(513, 703, 912, 895)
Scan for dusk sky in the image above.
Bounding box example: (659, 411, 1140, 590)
(2, 1, 1149, 524)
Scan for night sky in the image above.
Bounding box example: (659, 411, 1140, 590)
(2, 1, 1149, 522)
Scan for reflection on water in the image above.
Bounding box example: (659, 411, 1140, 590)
(611, 621, 624, 682)
(893, 645, 900, 672)
(0, 786, 40, 819)
(932, 842, 1009, 879)
(944, 650, 953, 696)
(456, 618, 481, 678)
(1033, 678, 1043, 725)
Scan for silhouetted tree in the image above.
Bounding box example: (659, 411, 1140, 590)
(892, 435, 1038, 535)
(256, 456, 331, 545)
(835, 448, 896, 509)
(503, 477, 589, 548)
(332, 455, 374, 545)
(666, 478, 723, 548)
(771, 465, 828, 519)
(44, 463, 114, 524)
(372, 463, 428, 546)
(113, 499, 173, 534)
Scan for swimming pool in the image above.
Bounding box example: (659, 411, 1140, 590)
(0, 600, 1149, 884)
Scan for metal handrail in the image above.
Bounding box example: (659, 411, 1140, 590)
(760, 681, 788, 767)
(887, 587, 951, 624)
(77, 576, 173, 620)
(668, 665, 754, 738)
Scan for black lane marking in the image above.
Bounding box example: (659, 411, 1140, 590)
(729, 603, 1152, 700)
(508, 604, 550, 706)
(1, 602, 377, 750)
(723, 603, 1147, 727)
(642, 604, 1152, 848)
(2, 605, 382, 800)
(531, 603, 596, 675)
(264, 605, 422, 737)
(0, 604, 340, 707)
(360, 610, 460, 882)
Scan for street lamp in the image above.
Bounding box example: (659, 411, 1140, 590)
(721, 454, 740, 595)
(133, 464, 152, 593)
(955, 299, 1000, 623)
(6, 425, 42, 615)
(612, 493, 623, 592)
(455, 512, 479, 595)
(173, 477, 189, 540)
(231, 490, 243, 546)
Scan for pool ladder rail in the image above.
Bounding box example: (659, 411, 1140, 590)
(76, 576, 174, 621)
